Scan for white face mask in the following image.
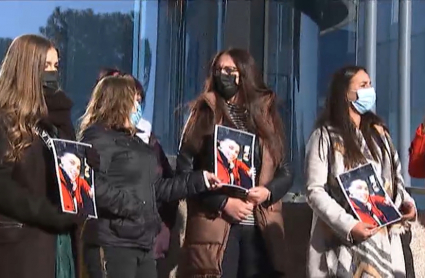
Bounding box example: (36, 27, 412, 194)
(351, 87, 376, 114)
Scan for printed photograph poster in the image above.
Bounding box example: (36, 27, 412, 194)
(337, 163, 401, 228)
(51, 139, 97, 219)
(214, 125, 256, 197)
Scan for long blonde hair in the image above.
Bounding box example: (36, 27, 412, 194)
(0, 34, 54, 162)
(78, 75, 138, 138)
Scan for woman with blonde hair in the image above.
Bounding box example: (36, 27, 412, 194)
(79, 74, 221, 278)
(94, 68, 178, 260)
(0, 34, 83, 278)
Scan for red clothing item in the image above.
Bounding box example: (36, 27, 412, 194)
(216, 150, 250, 186)
(408, 124, 425, 178)
(350, 195, 388, 227)
(59, 168, 91, 213)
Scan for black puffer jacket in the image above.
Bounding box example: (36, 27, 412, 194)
(81, 124, 207, 249)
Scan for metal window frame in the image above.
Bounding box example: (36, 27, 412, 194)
(398, 0, 412, 186)
(132, 0, 159, 123)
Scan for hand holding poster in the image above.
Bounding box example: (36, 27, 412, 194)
(337, 163, 401, 228)
(51, 139, 98, 219)
(214, 125, 256, 199)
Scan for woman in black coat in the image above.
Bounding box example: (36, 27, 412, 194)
(0, 35, 84, 278)
(95, 68, 178, 259)
(79, 74, 221, 278)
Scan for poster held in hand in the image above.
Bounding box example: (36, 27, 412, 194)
(51, 139, 98, 219)
(337, 163, 401, 228)
(214, 125, 256, 199)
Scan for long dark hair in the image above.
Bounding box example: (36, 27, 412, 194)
(183, 48, 285, 165)
(316, 65, 386, 168)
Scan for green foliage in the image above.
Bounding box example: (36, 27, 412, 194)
(39, 7, 134, 121)
(0, 37, 12, 60)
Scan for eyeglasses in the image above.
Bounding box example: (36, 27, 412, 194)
(216, 66, 238, 75)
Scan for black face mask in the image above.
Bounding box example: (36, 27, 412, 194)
(42, 71, 59, 91)
(214, 73, 238, 101)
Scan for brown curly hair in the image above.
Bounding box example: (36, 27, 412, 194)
(0, 34, 54, 162)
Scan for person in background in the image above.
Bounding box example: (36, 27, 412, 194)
(305, 65, 416, 277)
(79, 74, 221, 278)
(177, 48, 293, 278)
(95, 68, 178, 260)
(408, 120, 425, 178)
(0, 34, 85, 278)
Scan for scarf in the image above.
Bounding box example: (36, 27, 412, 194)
(55, 234, 76, 278)
(323, 125, 415, 278)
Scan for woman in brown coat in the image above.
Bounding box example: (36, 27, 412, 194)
(177, 48, 293, 278)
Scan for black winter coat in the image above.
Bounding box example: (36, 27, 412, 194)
(0, 89, 79, 278)
(81, 124, 208, 249)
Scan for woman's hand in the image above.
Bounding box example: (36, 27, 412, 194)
(247, 187, 270, 205)
(153, 223, 171, 259)
(350, 222, 377, 242)
(202, 171, 222, 189)
(223, 197, 254, 221)
(400, 201, 416, 222)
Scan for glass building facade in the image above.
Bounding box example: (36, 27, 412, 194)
(0, 0, 422, 200)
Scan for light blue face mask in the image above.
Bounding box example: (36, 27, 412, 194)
(130, 101, 144, 126)
(351, 87, 376, 114)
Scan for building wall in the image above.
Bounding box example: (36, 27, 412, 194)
(1, 1, 423, 194)
(0, 0, 424, 277)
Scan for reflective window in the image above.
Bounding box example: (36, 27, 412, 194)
(152, 1, 221, 154)
(0, 1, 135, 122)
(149, 1, 360, 196)
(264, 1, 359, 193)
(358, 1, 399, 143)
(409, 1, 425, 191)
(357, 1, 425, 205)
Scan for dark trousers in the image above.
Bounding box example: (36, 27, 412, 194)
(221, 224, 277, 278)
(84, 245, 157, 278)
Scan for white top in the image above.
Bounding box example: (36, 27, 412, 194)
(136, 117, 152, 143)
